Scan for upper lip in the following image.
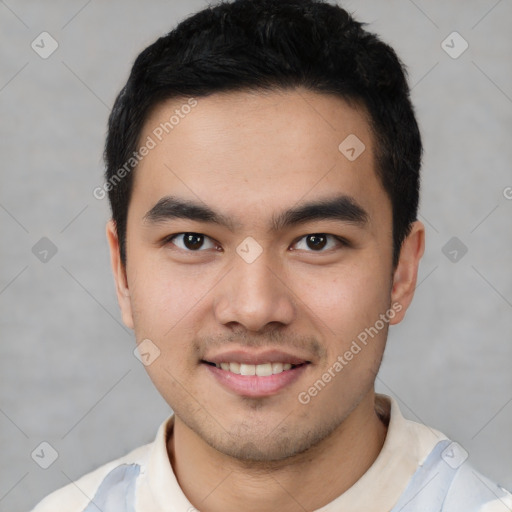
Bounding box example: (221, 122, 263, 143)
(202, 349, 311, 366)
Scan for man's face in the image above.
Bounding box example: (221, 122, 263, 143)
(109, 89, 418, 461)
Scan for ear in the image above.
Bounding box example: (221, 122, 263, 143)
(106, 220, 134, 330)
(389, 220, 425, 325)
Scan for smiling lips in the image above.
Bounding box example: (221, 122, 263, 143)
(215, 361, 294, 375)
(203, 348, 310, 375)
(202, 349, 311, 397)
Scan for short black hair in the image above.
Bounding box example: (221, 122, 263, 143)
(104, 0, 422, 267)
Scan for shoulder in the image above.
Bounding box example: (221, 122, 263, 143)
(381, 397, 512, 512)
(444, 459, 512, 512)
(30, 442, 151, 512)
(391, 437, 512, 512)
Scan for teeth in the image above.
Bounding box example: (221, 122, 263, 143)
(272, 362, 284, 373)
(256, 363, 272, 376)
(240, 363, 256, 376)
(215, 362, 297, 375)
(229, 362, 241, 374)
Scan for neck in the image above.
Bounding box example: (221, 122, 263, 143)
(167, 390, 387, 512)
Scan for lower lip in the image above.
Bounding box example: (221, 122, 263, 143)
(204, 363, 309, 398)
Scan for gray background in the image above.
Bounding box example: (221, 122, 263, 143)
(0, 1, 511, 510)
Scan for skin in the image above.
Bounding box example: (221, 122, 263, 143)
(107, 88, 425, 512)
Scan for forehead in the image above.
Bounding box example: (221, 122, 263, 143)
(130, 88, 389, 230)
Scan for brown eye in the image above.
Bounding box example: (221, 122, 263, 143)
(305, 234, 327, 250)
(292, 233, 345, 252)
(183, 233, 204, 250)
(166, 232, 217, 251)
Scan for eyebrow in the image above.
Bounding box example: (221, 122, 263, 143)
(143, 194, 369, 232)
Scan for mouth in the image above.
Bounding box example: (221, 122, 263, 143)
(202, 360, 308, 376)
(200, 350, 312, 397)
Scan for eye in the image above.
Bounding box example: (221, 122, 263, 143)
(165, 232, 218, 251)
(292, 233, 346, 252)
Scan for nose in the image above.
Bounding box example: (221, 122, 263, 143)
(213, 247, 296, 332)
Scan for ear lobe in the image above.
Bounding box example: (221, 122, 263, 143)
(389, 221, 425, 325)
(106, 220, 134, 330)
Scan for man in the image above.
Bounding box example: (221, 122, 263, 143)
(32, 0, 512, 510)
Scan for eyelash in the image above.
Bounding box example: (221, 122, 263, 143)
(161, 232, 349, 253)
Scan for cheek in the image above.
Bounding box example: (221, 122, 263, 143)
(291, 261, 391, 339)
(294, 264, 391, 410)
(129, 258, 203, 328)
(128, 266, 203, 392)
(127, 261, 212, 375)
